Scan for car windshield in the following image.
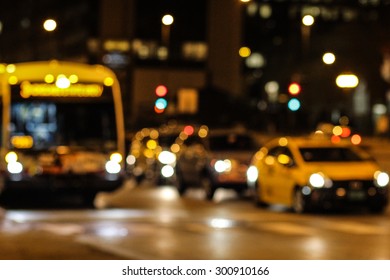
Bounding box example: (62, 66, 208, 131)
(209, 134, 257, 151)
(158, 135, 179, 147)
(299, 147, 371, 162)
(10, 101, 117, 151)
(10, 84, 118, 152)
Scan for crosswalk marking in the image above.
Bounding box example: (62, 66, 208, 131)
(37, 223, 85, 236)
(3, 209, 390, 237)
(256, 222, 317, 236)
(180, 221, 390, 236)
(254, 221, 388, 236)
(320, 221, 388, 235)
(182, 220, 388, 237)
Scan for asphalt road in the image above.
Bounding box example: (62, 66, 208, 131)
(1, 178, 390, 260)
(1, 136, 390, 260)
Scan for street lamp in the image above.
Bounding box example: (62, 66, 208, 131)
(323, 52, 336, 65)
(43, 19, 57, 32)
(302, 15, 314, 27)
(301, 15, 315, 56)
(336, 74, 359, 89)
(43, 18, 58, 58)
(336, 73, 359, 120)
(161, 14, 174, 48)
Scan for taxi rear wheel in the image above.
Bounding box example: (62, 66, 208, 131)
(254, 182, 268, 207)
(292, 188, 308, 213)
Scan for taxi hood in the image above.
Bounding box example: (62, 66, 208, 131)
(305, 161, 381, 181)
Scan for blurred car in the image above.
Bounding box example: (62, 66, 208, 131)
(126, 127, 160, 182)
(175, 127, 260, 200)
(247, 135, 389, 213)
(126, 123, 207, 185)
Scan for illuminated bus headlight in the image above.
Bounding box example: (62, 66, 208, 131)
(105, 161, 121, 174)
(161, 165, 175, 178)
(246, 165, 258, 183)
(309, 173, 326, 188)
(7, 161, 23, 174)
(158, 151, 176, 165)
(374, 171, 389, 187)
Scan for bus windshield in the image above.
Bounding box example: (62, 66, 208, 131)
(10, 86, 117, 152)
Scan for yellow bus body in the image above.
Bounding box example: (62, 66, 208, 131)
(0, 60, 126, 206)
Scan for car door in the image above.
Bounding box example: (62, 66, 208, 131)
(262, 146, 297, 205)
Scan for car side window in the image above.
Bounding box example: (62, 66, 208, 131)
(268, 147, 280, 157)
(278, 147, 295, 167)
(268, 146, 295, 167)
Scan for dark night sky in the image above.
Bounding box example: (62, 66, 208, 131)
(135, 0, 207, 41)
(1, 0, 390, 133)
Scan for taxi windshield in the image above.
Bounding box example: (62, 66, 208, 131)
(299, 147, 371, 162)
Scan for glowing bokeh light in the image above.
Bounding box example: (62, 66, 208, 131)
(43, 19, 57, 32)
(162, 14, 174, 26)
(288, 98, 301, 111)
(323, 52, 336, 64)
(351, 134, 362, 145)
(239, 47, 251, 58)
(336, 74, 359, 88)
(302, 15, 315, 26)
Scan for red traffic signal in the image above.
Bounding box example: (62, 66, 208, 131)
(288, 82, 301, 95)
(155, 85, 168, 97)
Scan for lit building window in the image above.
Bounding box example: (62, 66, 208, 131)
(182, 42, 208, 61)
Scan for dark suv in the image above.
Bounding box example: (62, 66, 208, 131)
(175, 128, 260, 200)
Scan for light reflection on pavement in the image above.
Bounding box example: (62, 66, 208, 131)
(1, 178, 390, 260)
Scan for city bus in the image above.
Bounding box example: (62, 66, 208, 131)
(0, 60, 126, 207)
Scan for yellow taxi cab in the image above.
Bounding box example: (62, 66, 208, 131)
(246, 135, 389, 213)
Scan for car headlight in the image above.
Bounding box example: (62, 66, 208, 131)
(105, 161, 121, 174)
(214, 159, 232, 173)
(309, 172, 326, 188)
(161, 165, 175, 178)
(374, 171, 389, 187)
(246, 165, 258, 183)
(5, 151, 23, 174)
(158, 151, 176, 165)
(7, 161, 23, 174)
(105, 152, 122, 174)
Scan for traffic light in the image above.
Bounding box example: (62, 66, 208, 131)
(287, 82, 301, 111)
(155, 85, 168, 97)
(154, 84, 168, 113)
(287, 98, 301, 111)
(288, 82, 301, 96)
